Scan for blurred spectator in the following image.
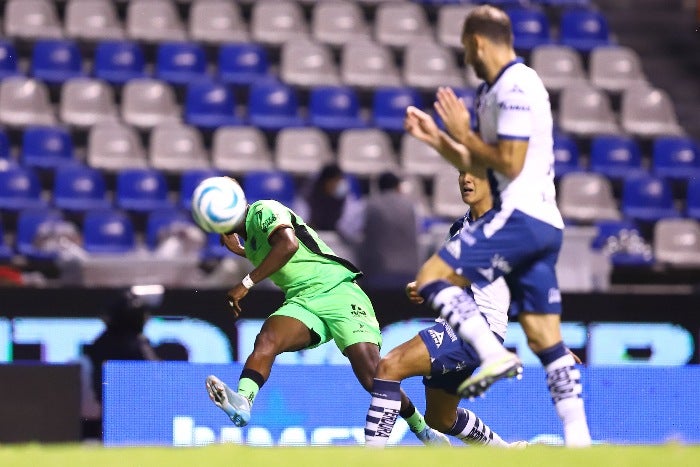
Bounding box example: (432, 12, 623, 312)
(305, 163, 352, 231)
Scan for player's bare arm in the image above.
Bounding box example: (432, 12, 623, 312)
(220, 232, 246, 257)
(415, 254, 471, 291)
(405, 106, 472, 171)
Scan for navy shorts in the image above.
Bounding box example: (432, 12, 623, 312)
(437, 208, 563, 316)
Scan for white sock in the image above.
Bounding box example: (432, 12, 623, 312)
(545, 354, 592, 447)
(364, 379, 401, 448)
(449, 408, 508, 447)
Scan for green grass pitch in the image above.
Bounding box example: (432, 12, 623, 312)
(1, 444, 699, 467)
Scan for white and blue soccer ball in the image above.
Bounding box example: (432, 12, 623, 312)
(191, 176, 247, 233)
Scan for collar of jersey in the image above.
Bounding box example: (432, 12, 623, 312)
(485, 57, 524, 89)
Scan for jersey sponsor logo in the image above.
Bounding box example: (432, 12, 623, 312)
(498, 101, 530, 112)
(442, 321, 458, 342)
(350, 304, 367, 317)
(261, 214, 277, 233)
(548, 288, 562, 304)
(445, 238, 461, 259)
(428, 329, 444, 348)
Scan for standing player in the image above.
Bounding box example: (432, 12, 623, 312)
(365, 165, 523, 447)
(205, 181, 449, 446)
(402, 5, 592, 447)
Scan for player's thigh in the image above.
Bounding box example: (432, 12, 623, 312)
(269, 301, 333, 350)
(415, 254, 471, 289)
(376, 334, 432, 381)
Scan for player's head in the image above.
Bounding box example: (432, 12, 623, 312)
(461, 5, 513, 81)
(458, 164, 492, 212)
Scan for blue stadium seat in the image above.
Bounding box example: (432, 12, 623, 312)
(686, 179, 700, 221)
(218, 43, 270, 86)
(591, 219, 654, 266)
(146, 208, 194, 250)
(0, 128, 11, 162)
(21, 126, 77, 169)
(0, 217, 13, 260)
(243, 170, 296, 205)
(506, 7, 552, 52)
(589, 135, 645, 180)
(83, 209, 136, 254)
(184, 80, 242, 130)
(53, 165, 111, 212)
(179, 168, 223, 210)
(372, 87, 423, 132)
(16, 208, 64, 260)
(247, 79, 305, 131)
(202, 231, 230, 259)
(553, 132, 581, 177)
(30, 39, 85, 84)
(115, 168, 173, 212)
(621, 175, 679, 222)
(309, 86, 366, 131)
(652, 136, 700, 181)
(94, 41, 147, 85)
(559, 9, 611, 52)
(0, 40, 20, 79)
(0, 166, 47, 211)
(155, 42, 208, 86)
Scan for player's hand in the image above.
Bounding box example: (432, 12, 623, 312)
(220, 232, 246, 257)
(226, 283, 249, 318)
(434, 87, 471, 143)
(404, 106, 440, 148)
(405, 281, 424, 305)
(567, 347, 583, 365)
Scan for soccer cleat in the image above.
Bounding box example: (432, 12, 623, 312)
(206, 375, 251, 427)
(456, 352, 523, 399)
(415, 426, 451, 446)
(508, 441, 529, 449)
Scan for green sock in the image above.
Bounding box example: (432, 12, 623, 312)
(404, 409, 427, 433)
(237, 377, 260, 406)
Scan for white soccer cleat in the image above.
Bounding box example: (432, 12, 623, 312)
(457, 352, 523, 399)
(415, 426, 451, 446)
(508, 441, 529, 449)
(206, 374, 251, 427)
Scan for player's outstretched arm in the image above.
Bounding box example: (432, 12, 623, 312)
(405, 105, 471, 171)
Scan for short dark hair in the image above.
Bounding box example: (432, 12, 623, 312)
(378, 171, 400, 192)
(462, 5, 513, 46)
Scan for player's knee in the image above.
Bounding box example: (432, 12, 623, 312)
(424, 409, 454, 433)
(374, 356, 396, 380)
(251, 331, 283, 357)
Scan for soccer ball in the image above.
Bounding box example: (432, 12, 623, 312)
(191, 176, 247, 233)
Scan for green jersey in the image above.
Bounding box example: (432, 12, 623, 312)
(244, 200, 361, 298)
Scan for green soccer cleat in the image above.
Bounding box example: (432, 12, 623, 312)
(415, 426, 451, 446)
(457, 352, 523, 399)
(206, 375, 251, 427)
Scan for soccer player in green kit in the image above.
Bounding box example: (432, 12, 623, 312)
(205, 178, 449, 445)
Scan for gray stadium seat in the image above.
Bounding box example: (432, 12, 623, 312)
(432, 168, 465, 219)
(558, 172, 622, 223)
(531, 44, 587, 93)
(281, 39, 340, 88)
(59, 78, 119, 128)
(87, 121, 148, 171)
(375, 2, 432, 49)
(251, 0, 308, 47)
(620, 85, 685, 139)
(4, 0, 63, 40)
(121, 78, 180, 130)
(558, 81, 620, 137)
(341, 41, 402, 89)
(312, 1, 370, 48)
(437, 5, 476, 50)
(337, 128, 399, 176)
(211, 126, 275, 174)
(403, 42, 465, 91)
(275, 127, 335, 176)
(400, 133, 452, 177)
(126, 0, 187, 43)
(149, 123, 211, 172)
(589, 45, 647, 93)
(65, 0, 125, 42)
(653, 218, 700, 267)
(189, 0, 249, 44)
(0, 77, 56, 127)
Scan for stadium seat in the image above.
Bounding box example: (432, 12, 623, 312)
(401, 132, 450, 177)
(0, 77, 56, 127)
(31, 40, 85, 84)
(437, 5, 477, 50)
(372, 87, 424, 132)
(403, 42, 465, 90)
(243, 170, 297, 205)
(4, 0, 63, 41)
(652, 136, 700, 181)
(375, 2, 432, 49)
(275, 127, 335, 176)
(149, 123, 211, 173)
(432, 168, 467, 219)
(589, 135, 645, 180)
(591, 219, 654, 266)
(621, 175, 679, 222)
(280, 39, 340, 88)
(558, 81, 619, 137)
(311, 0, 370, 47)
(559, 9, 612, 53)
(506, 7, 552, 52)
(115, 168, 174, 212)
(126, 0, 187, 43)
(155, 42, 208, 86)
(53, 165, 111, 212)
(16, 208, 64, 260)
(94, 41, 148, 85)
(337, 129, 399, 176)
(0, 40, 20, 79)
(202, 231, 231, 259)
(686, 179, 700, 221)
(0, 166, 48, 211)
(59, 78, 119, 128)
(341, 41, 402, 89)
(653, 218, 700, 267)
(620, 85, 685, 139)
(184, 80, 242, 130)
(211, 126, 274, 174)
(589, 45, 647, 93)
(250, 0, 308, 46)
(87, 121, 148, 171)
(146, 208, 195, 250)
(0, 130, 11, 162)
(0, 218, 13, 261)
(82, 209, 136, 254)
(65, 0, 125, 42)
(217, 43, 270, 86)
(21, 126, 77, 169)
(179, 168, 223, 210)
(247, 79, 305, 131)
(121, 78, 180, 130)
(189, 0, 249, 44)
(530, 45, 587, 93)
(558, 172, 621, 223)
(552, 132, 582, 177)
(309, 86, 366, 131)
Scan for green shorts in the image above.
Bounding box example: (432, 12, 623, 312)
(271, 280, 382, 353)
